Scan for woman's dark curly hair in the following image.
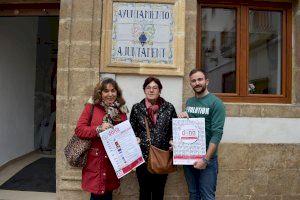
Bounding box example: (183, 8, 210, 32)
(93, 78, 125, 105)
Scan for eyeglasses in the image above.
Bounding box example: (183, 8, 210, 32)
(145, 86, 159, 90)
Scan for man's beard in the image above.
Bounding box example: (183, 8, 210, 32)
(193, 84, 206, 95)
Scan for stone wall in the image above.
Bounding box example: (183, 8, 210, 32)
(113, 144, 300, 200)
(57, 143, 300, 199)
(56, 0, 300, 199)
(56, 0, 101, 198)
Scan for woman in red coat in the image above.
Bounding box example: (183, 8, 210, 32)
(75, 78, 128, 200)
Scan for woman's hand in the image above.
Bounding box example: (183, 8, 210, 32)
(101, 122, 113, 131)
(178, 111, 189, 118)
(96, 123, 113, 136)
(136, 137, 141, 144)
(169, 140, 174, 151)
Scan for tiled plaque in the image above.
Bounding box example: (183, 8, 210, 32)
(101, 0, 185, 76)
(111, 3, 174, 64)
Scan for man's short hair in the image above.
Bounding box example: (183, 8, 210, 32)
(189, 68, 208, 79)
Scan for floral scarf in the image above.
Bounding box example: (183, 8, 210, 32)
(145, 98, 160, 124)
(100, 101, 128, 124)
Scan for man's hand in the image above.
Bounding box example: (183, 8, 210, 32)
(193, 159, 207, 170)
(178, 111, 189, 118)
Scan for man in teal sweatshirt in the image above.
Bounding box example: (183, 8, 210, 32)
(178, 69, 226, 200)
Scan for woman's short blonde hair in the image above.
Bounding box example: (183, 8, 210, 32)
(92, 78, 125, 105)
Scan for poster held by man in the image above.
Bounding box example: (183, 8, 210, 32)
(172, 118, 206, 165)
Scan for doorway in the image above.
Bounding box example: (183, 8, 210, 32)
(0, 2, 59, 194)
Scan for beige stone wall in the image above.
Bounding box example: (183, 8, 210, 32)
(216, 144, 300, 200)
(56, 0, 300, 199)
(57, 0, 101, 198)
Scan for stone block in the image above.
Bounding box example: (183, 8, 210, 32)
(185, 51, 197, 67)
(60, 190, 89, 200)
(282, 195, 300, 200)
(56, 98, 69, 125)
(228, 170, 252, 195)
(185, 13, 197, 55)
(285, 144, 300, 169)
(91, 17, 101, 43)
(283, 170, 300, 195)
(240, 105, 262, 117)
(261, 105, 300, 118)
(267, 169, 287, 195)
(250, 195, 282, 200)
(93, 0, 102, 21)
(71, 20, 93, 42)
(57, 43, 70, 69)
(68, 96, 92, 125)
(294, 70, 300, 103)
(295, 15, 300, 69)
(217, 195, 239, 200)
(224, 104, 241, 116)
(69, 44, 92, 69)
(56, 70, 69, 96)
(216, 170, 229, 195)
(68, 70, 96, 96)
(219, 144, 250, 170)
(56, 124, 69, 176)
(251, 170, 268, 195)
(59, 19, 71, 42)
(116, 173, 139, 196)
(72, 0, 93, 19)
(60, 0, 72, 19)
(249, 144, 286, 170)
(186, 0, 197, 12)
(165, 167, 189, 197)
(91, 43, 101, 69)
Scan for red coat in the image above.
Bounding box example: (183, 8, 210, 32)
(75, 103, 127, 195)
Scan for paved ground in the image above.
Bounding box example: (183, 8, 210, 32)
(0, 151, 56, 200)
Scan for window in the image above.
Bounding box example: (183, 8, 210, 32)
(197, 1, 292, 103)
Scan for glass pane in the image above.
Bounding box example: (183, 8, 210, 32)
(201, 8, 236, 93)
(248, 10, 282, 95)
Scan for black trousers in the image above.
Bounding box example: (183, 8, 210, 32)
(90, 192, 112, 200)
(136, 163, 168, 200)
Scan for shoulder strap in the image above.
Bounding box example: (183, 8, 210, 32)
(88, 105, 94, 126)
(144, 116, 151, 145)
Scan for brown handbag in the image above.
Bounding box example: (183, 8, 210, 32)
(64, 105, 94, 167)
(145, 117, 176, 174)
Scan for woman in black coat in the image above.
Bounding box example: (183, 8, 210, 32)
(130, 76, 177, 200)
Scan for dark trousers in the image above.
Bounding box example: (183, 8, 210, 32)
(136, 163, 168, 200)
(90, 192, 112, 200)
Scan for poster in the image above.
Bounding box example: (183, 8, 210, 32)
(172, 118, 206, 165)
(100, 120, 145, 178)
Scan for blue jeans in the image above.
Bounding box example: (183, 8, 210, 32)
(183, 157, 218, 200)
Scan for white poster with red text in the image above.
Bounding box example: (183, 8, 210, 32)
(100, 120, 144, 178)
(172, 118, 206, 165)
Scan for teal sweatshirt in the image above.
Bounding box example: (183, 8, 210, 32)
(186, 93, 226, 156)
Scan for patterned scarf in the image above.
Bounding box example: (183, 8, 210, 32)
(100, 101, 128, 124)
(145, 98, 160, 124)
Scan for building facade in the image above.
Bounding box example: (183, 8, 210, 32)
(0, 0, 298, 199)
(56, 0, 300, 199)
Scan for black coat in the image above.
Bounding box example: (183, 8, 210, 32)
(129, 97, 177, 161)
